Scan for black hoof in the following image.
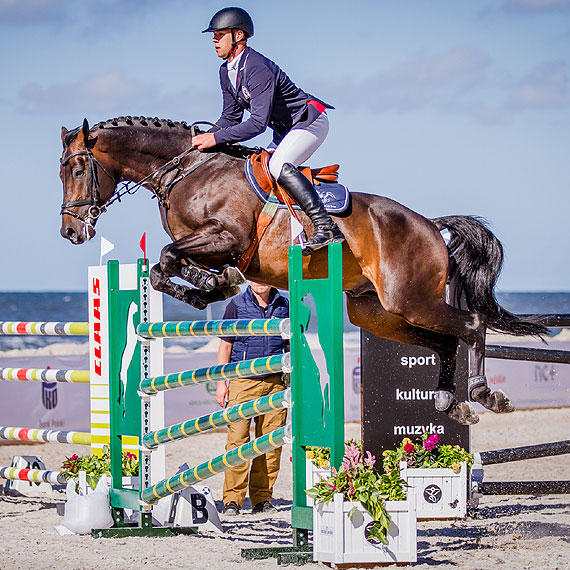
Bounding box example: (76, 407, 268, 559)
(446, 401, 480, 425)
(470, 386, 515, 414)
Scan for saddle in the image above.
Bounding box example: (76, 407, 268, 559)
(237, 150, 350, 273)
(244, 150, 350, 214)
(249, 150, 339, 194)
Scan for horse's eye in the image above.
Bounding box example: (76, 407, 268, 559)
(73, 169, 85, 178)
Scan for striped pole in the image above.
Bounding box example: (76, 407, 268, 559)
(0, 466, 66, 485)
(0, 427, 91, 445)
(0, 367, 90, 384)
(141, 424, 289, 504)
(0, 321, 89, 336)
(140, 353, 289, 395)
(143, 388, 291, 450)
(137, 318, 290, 339)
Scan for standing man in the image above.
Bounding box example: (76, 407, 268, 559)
(192, 7, 344, 257)
(217, 281, 289, 515)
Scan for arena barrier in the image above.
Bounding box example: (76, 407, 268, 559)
(0, 321, 92, 491)
(471, 439, 570, 497)
(94, 244, 345, 561)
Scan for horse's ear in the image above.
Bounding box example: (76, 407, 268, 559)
(81, 118, 90, 144)
(61, 127, 68, 148)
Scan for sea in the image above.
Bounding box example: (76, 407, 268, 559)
(1, 291, 570, 353)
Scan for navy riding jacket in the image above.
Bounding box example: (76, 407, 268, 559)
(212, 46, 332, 146)
(221, 286, 289, 364)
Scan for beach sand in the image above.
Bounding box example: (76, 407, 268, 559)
(0, 408, 569, 570)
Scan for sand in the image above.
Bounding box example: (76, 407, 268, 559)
(0, 408, 569, 570)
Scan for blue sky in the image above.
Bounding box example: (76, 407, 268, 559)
(0, 0, 569, 291)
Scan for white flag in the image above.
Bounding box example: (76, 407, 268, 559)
(290, 215, 305, 246)
(100, 236, 115, 265)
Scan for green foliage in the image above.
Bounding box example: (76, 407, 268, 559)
(306, 442, 406, 545)
(382, 433, 473, 474)
(60, 445, 139, 490)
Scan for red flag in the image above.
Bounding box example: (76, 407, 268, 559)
(139, 232, 146, 261)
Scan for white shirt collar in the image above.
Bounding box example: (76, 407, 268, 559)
(227, 50, 244, 73)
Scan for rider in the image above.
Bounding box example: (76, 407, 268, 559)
(192, 7, 344, 256)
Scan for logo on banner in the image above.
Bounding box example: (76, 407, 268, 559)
(423, 484, 442, 504)
(41, 381, 58, 409)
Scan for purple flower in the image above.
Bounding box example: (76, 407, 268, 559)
(364, 450, 376, 467)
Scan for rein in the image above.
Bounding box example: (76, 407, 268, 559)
(60, 122, 219, 234)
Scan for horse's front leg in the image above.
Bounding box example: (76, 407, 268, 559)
(162, 224, 246, 291)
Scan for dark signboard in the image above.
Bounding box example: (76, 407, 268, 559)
(361, 331, 470, 468)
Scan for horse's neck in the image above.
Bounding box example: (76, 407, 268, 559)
(95, 127, 194, 183)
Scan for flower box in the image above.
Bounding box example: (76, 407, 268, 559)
(305, 458, 331, 507)
(399, 461, 468, 519)
(313, 492, 417, 565)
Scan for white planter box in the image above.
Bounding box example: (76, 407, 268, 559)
(399, 461, 468, 519)
(305, 457, 331, 507)
(313, 493, 417, 565)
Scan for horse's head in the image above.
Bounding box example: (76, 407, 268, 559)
(60, 119, 117, 244)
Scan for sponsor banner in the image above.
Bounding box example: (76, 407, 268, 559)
(360, 331, 470, 463)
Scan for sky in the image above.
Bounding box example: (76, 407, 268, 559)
(0, 0, 569, 292)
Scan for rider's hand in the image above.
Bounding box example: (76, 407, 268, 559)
(192, 133, 217, 151)
(216, 381, 229, 408)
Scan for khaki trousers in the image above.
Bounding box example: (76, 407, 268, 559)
(222, 373, 288, 507)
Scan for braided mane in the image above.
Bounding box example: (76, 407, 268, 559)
(63, 116, 260, 159)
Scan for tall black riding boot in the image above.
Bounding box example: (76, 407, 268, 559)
(277, 162, 344, 256)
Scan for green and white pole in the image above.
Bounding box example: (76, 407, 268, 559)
(143, 388, 291, 449)
(137, 318, 290, 339)
(141, 424, 290, 504)
(139, 353, 289, 395)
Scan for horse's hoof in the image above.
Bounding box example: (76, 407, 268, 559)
(182, 290, 209, 310)
(446, 401, 480, 425)
(470, 386, 515, 414)
(220, 266, 246, 288)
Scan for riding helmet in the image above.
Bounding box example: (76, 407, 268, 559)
(202, 7, 254, 37)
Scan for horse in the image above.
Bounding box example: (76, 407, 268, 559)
(59, 116, 548, 426)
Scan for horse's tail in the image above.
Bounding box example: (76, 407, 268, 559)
(432, 215, 549, 338)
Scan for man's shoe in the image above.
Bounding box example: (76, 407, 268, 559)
(302, 223, 345, 256)
(252, 501, 277, 514)
(222, 501, 240, 516)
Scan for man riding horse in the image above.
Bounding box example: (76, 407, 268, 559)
(192, 7, 344, 256)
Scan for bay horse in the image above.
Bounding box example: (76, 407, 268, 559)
(59, 116, 548, 426)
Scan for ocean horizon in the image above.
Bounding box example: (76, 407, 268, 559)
(1, 291, 569, 352)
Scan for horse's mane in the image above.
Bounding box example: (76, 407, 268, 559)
(64, 115, 259, 158)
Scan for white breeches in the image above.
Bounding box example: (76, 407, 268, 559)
(268, 113, 329, 180)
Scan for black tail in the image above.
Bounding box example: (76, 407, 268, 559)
(432, 215, 549, 338)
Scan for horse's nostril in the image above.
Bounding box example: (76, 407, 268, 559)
(63, 226, 76, 240)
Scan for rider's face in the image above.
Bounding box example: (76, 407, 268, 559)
(212, 29, 244, 59)
(212, 29, 233, 59)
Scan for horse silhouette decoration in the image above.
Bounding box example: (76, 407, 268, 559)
(59, 117, 547, 425)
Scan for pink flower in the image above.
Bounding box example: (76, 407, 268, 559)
(364, 451, 376, 467)
(423, 434, 439, 450)
(404, 443, 415, 453)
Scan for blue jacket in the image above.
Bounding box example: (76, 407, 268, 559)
(212, 46, 332, 146)
(222, 286, 289, 364)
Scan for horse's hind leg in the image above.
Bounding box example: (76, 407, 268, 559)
(346, 293, 480, 425)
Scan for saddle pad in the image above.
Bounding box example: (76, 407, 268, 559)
(244, 160, 350, 215)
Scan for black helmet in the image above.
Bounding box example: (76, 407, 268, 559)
(202, 7, 254, 37)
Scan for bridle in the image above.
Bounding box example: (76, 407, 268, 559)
(60, 122, 219, 238)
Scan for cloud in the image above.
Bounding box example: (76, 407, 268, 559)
(327, 48, 492, 115)
(510, 60, 570, 108)
(0, 0, 65, 25)
(18, 69, 158, 115)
